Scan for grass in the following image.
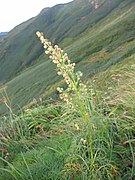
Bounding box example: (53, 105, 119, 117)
(0, 96, 134, 179)
(0, 101, 75, 180)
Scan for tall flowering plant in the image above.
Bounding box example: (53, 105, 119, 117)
(36, 31, 94, 165)
(36, 31, 90, 121)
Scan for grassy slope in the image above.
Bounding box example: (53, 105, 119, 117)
(0, 0, 124, 81)
(0, 59, 134, 179)
(0, 0, 135, 114)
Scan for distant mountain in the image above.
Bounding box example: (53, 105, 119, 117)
(0, 0, 135, 114)
(0, 32, 8, 44)
(0, 32, 8, 36)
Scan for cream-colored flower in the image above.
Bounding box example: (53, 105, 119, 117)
(75, 123, 80, 130)
(36, 31, 41, 37)
(81, 138, 87, 145)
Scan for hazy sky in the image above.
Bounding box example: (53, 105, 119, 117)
(0, 0, 72, 32)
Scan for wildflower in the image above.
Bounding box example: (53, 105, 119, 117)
(57, 87, 63, 93)
(36, 31, 42, 37)
(108, 87, 113, 90)
(75, 123, 80, 130)
(45, 50, 49, 55)
(81, 138, 87, 145)
(57, 71, 61, 75)
(76, 104, 78, 108)
(36, 31, 89, 116)
(72, 63, 76, 67)
(40, 36, 45, 43)
(54, 45, 58, 49)
(92, 124, 97, 131)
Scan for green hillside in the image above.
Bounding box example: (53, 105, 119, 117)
(0, 0, 124, 81)
(0, 0, 135, 114)
(0, 0, 135, 179)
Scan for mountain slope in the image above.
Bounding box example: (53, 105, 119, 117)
(0, 0, 124, 82)
(0, 0, 135, 114)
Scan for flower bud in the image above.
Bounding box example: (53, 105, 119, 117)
(36, 31, 41, 37)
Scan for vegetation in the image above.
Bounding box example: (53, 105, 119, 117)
(0, 31, 134, 179)
(0, 0, 135, 179)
